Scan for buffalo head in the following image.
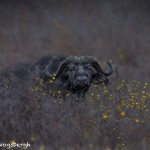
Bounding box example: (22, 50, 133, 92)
(44, 56, 113, 97)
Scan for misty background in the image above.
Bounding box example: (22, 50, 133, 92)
(0, 0, 150, 78)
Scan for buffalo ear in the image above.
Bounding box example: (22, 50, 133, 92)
(92, 73, 109, 85)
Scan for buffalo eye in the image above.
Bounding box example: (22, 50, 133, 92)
(84, 64, 93, 71)
(68, 63, 77, 71)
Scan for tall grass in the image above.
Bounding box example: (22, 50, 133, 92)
(0, 66, 149, 150)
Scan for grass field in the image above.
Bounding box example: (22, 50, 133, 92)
(0, 1, 150, 150)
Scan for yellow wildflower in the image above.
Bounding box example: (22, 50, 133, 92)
(94, 84, 98, 88)
(135, 119, 139, 123)
(58, 90, 61, 94)
(121, 112, 125, 117)
(103, 89, 108, 94)
(142, 91, 145, 94)
(102, 115, 108, 119)
(50, 80, 53, 83)
(39, 145, 45, 150)
(90, 93, 94, 96)
(10, 140, 15, 144)
(52, 76, 56, 80)
(66, 93, 70, 96)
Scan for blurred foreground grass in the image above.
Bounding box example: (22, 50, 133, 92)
(0, 68, 149, 150)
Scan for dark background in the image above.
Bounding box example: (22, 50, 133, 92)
(0, 0, 150, 79)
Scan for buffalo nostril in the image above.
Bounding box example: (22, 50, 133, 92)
(84, 78, 87, 82)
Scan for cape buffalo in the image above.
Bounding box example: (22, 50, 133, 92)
(36, 56, 113, 98)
